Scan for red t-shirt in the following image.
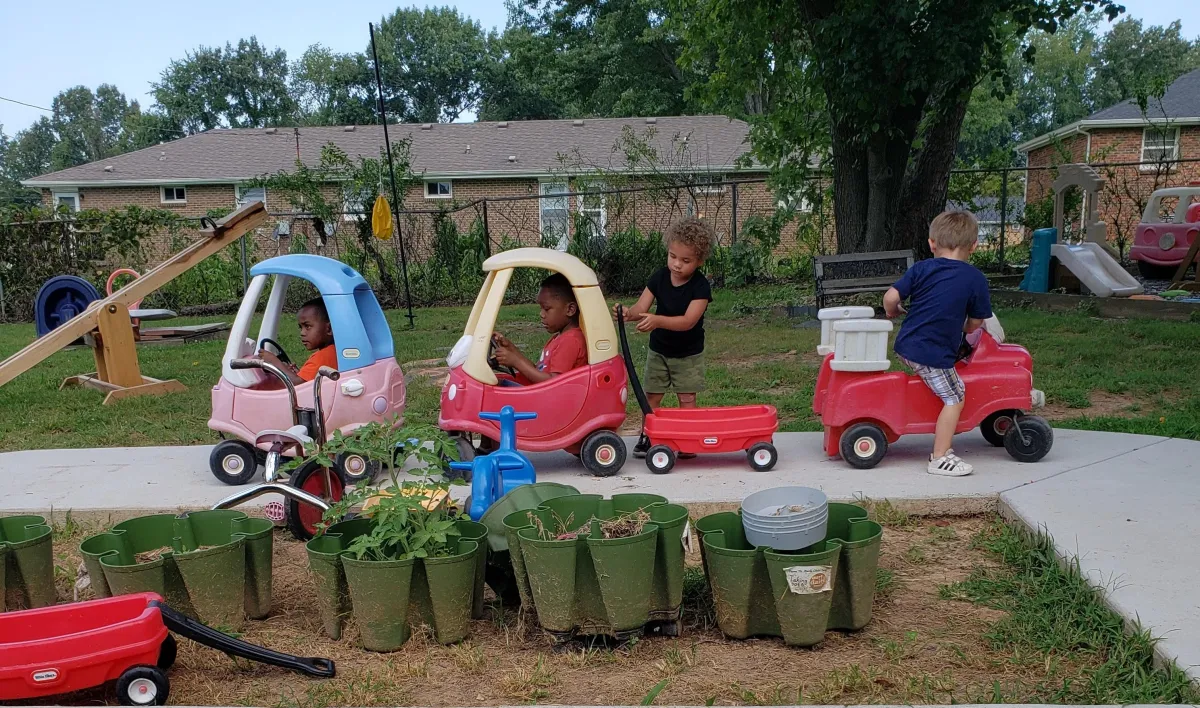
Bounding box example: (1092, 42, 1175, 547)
(297, 345, 338, 382)
(515, 327, 587, 385)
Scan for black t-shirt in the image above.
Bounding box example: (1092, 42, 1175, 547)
(647, 267, 713, 358)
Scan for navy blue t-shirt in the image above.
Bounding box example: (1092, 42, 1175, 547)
(893, 258, 992, 368)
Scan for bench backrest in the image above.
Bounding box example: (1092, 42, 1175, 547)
(814, 249, 914, 284)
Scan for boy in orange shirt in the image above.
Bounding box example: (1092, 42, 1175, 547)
(258, 297, 337, 384)
(492, 273, 587, 385)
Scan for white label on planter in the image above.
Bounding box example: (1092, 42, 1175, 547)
(681, 519, 692, 552)
(784, 565, 832, 594)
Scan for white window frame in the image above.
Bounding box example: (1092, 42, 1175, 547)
(52, 190, 80, 212)
(342, 187, 367, 221)
(539, 180, 571, 250)
(691, 173, 726, 194)
(160, 185, 187, 204)
(424, 181, 453, 199)
(235, 185, 267, 208)
(577, 183, 606, 240)
(1140, 127, 1180, 169)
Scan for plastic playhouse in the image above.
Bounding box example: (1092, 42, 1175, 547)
(439, 248, 628, 476)
(448, 407, 539, 521)
(812, 307, 1053, 468)
(1130, 183, 1200, 279)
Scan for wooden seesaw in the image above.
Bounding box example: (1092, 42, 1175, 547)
(0, 201, 268, 405)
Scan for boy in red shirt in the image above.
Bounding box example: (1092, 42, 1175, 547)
(257, 297, 337, 384)
(492, 273, 587, 385)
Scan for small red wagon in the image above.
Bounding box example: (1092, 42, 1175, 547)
(0, 592, 334, 706)
(617, 306, 780, 474)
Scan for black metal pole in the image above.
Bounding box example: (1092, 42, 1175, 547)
(730, 182, 738, 245)
(482, 200, 491, 257)
(998, 169, 1009, 274)
(369, 22, 415, 328)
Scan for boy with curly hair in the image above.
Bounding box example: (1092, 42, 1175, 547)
(614, 216, 715, 458)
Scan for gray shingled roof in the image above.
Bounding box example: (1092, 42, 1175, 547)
(24, 115, 753, 186)
(1087, 67, 1200, 121)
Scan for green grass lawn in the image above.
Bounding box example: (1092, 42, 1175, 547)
(3, 284, 1199, 452)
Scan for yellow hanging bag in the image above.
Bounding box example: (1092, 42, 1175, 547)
(371, 194, 393, 240)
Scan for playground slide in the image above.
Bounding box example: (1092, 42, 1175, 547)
(1050, 242, 1143, 297)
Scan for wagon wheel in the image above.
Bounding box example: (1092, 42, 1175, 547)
(746, 442, 778, 472)
(116, 665, 170, 706)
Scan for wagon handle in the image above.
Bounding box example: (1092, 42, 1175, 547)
(154, 601, 336, 678)
(615, 305, 653, 417)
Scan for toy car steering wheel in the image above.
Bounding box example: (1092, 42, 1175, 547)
(258, 337, 293, 366)
(487, 337, 517, 378)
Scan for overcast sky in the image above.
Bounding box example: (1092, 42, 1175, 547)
(0, 0, 1194, 134)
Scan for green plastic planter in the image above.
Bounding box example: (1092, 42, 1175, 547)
(478, 482, 579, 606)
(504, 493, 688, 640)
(79, 510, 273, 629)
(306, 517, 484, 652)
(0, 515, 55, 612)
(696, 502, 882, 647)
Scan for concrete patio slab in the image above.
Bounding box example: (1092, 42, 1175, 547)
(1001, 436, 1200, 681)
(0, 429, 1166, 516)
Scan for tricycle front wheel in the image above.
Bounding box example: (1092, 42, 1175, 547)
(839, 423, 888, 469)
(646, 445, 676, 474)
(1004, 415, 1054, 463)
(284, 461, 346, 541)
(747, 442, 778, 472)
(116, 665, 170, 706)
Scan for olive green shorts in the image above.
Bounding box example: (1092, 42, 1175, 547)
(644, 350, 706, 394)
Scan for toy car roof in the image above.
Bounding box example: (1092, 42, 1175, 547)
(1148, 186, 1200, 198)
(483, 248, 599, 287)
(250, 254, 371, 295)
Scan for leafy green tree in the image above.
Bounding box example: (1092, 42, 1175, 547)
(152, 36, 295, 133)
(7, 118, 58, 181)
(291, 44, 377, 126)
(477, 25, 567, 121)
(1011, 12, 1101, 143)
(1090, 17, 1200, 111)
(679, 0, 1120, 254)
(47, 84, 146, 170)
(373, 7, 489, 123)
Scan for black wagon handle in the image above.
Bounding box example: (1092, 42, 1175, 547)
(154, 601, 336, 678)
(616, 305, 653, 417)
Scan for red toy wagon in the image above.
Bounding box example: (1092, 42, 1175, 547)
(0, 592, 334, 706)
(617, 306, 779, 474)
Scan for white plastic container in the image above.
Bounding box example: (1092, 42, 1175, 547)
(830, 318, 893, 372)
(817, 306, 876, 356)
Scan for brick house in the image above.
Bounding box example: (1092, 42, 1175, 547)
(1017, 68, 1200, 256)
(21, 116, 793, 261)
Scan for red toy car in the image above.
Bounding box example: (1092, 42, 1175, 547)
(0, 593, 334, 706)
(616, 305, 780, 474)
(439, 249, 630, 476)
(813, 325, 1052, 469)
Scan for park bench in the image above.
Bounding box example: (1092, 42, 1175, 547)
(813, 249, 914, 309)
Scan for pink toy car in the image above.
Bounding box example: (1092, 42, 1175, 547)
(208, 255, 406, 491)
(813, 317, 1052, 469)
(439, 249, 630, 476)
(1131, 184, 1200, 279)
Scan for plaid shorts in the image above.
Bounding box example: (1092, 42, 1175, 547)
(900, 357, 966, 406)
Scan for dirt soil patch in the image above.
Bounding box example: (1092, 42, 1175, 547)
(1042, 390, 1145, 421)
(24, 512, 1098, 707)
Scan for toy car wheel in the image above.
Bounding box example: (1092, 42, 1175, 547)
(1003, 415, 1054, 463)
(116, 665, 170, 706)
(284, 460, 346, 541)
(157, 634, 177, 670)
(646, 445, 676, 474)
(336, 452, 380, 485)
(980, 410, 1018, 447)
(839, 423, 888, 469)
(581, 430, 626, 477)
(442, 436, 476, 483)
(747, 442, 778, 472)
(209, 440, 258, 485)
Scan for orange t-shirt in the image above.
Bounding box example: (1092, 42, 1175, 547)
(297, 345, 338, 382)
(515, 327, 587, 385)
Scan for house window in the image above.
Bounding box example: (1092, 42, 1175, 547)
(425, 181, 453, 199)
(236, 186, 266, 208)
(53, 191, 80, 212)
(578, 185, 606, 239)
(690, 174, 726, 194)
(161, 186, 187, 204)
(343, 187, 367, 221)
(540, 180, 570, 250)
(1141, 127, 1180, 167)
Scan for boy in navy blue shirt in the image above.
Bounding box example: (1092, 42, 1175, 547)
(884, 211, 992, 477)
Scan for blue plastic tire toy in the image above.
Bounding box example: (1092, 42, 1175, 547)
(450, 406, 538, 521)
(35, 275, 101, 337)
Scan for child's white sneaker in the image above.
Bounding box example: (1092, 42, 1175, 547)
(928, 449, 973, 476)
